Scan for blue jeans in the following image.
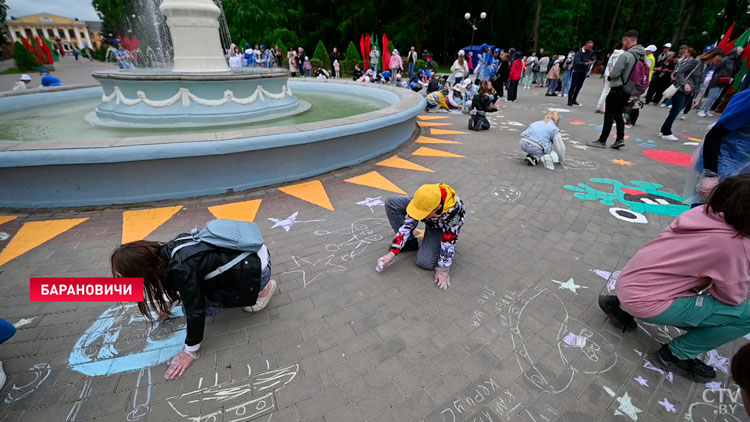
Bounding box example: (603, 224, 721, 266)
(699, 87, 722, 113)
(384, 195, 442, 270)
(561, 71, 572, 96)
(660, 91, 689, 135)
(546, 79, 558, 95)
(0, 318, 16, 344)
(408, 62, 415, 80)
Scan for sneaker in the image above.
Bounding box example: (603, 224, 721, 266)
(610, 139, 625, 149)
(647, 343, 716, 383)
(660, 134, 679, 141)
(679, 114, 686, 120)
(572, 101, 581, 106)
(524, 155, 537, 166)
(667, 105, 672, 109)
(244, 279, 277, 312)
(696, 111, 707, 117)
(660, 103, 667, 107)
(468, 119, 475, 131)
(0, 361, 5, 391)
(598, 295, 637, 332)
(625, 124, 633, 129)
(587, 140, 607, 148)
(706, 111, 715, 117)
(567, 103, 575, 107)
(594, 109, 602, 113)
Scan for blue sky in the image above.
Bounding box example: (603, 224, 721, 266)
(6, 0, 100, 22)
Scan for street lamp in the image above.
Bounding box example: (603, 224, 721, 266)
(464, 12, 487, 47)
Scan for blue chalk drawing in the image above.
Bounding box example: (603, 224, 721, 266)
(69, 304, 186, 376)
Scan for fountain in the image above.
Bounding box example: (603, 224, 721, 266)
(0, 0, 425, 208)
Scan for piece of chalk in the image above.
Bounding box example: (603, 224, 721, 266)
(376, 262, 385, 272)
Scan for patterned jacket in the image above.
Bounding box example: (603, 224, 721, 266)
(390, 190, 465, 268)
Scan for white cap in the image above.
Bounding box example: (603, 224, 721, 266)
(664, 43, 672, 48)
(392, 49, 399, 55)
(458, 50, 465, 56)
(20, 74, 31, 81)
(645, 45, 657, 52)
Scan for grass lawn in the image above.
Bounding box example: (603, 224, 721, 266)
(0, 66, 22, 75)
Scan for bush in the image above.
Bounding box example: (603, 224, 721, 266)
(13, 42, 39, 71)
(93, 44, 108, 62)
(310, 58, 323, 69)
(342, 41, 361, 75)
(312, 40, 330, 70)
(415, 59, 426, 70)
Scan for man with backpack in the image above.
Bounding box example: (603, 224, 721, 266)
(588, 30, 647, 149)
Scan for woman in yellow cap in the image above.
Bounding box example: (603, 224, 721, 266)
(376, 183, 465, 289)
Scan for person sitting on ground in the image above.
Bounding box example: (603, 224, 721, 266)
(427, 72, 442, 94)
(12, 74, 31, 91)
(316, 67, 330, 79)
(461, 79, 478, 112)
(409, 69, 426, 91)
(394, 74, 408, 88)
(446, 85, 463, 110)
(468, 82, 497, 130)
(0, 317, 16, 389)
(731, 343, 750, 417)
(352, 64, 364, 81)
(376, 183, 466, 290)
(520, 111, 565, 167)
(358, 68, 376, 83)
(599, 174, 750, 382)
(110, 220, 277, 380)
(39, 69, 62, 87)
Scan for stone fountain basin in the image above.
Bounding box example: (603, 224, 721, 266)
(0, 80, 425, 209)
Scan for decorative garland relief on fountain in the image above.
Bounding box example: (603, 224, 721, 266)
(100, 85, 294, 108)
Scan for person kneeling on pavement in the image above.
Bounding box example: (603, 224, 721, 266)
(111, 219, 277, 380)
(599, 174, 750, 382)
(376, 184, 465, 290)
(520, 111, 566, 167)
(468, 82, 498, 130)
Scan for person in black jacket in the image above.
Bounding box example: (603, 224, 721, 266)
(567, 41, 595, 106)
(493, 52, 509, 98)
(111, 233, 276, 380)
(469, 82, 498, 130)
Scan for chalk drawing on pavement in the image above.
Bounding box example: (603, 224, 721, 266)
(591, 269, 620, 292)
(126, 367, 151, 422)
(356, 196, 385, 213)
(492, 186, 522, 203)
(268, 211, 325, 232)
(3, 363, 51, 404)
(603, 386, 642, 421)
(314, 217, 390, 263)
(282, 254, 348, 287)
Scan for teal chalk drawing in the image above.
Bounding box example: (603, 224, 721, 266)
(564, 178, 689, 223)
(69, 304, 186, 376)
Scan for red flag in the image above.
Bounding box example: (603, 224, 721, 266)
(365, 34, 372, 68)
(718, 24, 736, 52)
(40, 38, 54, 64)
(22, 38, 43, 64)
(382, 34, 391, 71)
(360, 34, 367, 69)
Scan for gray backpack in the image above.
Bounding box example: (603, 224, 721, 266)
(170, 219, 264, 280)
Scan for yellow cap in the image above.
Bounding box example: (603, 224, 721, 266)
(407, 184, 442, 220)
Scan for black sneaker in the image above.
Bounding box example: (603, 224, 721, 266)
(567, 102, 575, 107)
(598, 295, 637, 332)
(610, 139, 625, 149)
(587, 140, 607, 148)
(647, 343, 717, 383)
(524, 155, 537, 166)
(468, 119, 475, 131)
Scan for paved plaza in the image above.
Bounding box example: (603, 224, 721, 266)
(0, 80, 745, 422)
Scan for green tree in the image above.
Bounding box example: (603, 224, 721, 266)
(91, 0, 129, 41)
(0, 0, 9, 45)
(313, 40, 330, 69)
(342, 41, 361, 75)
(13, 41, 39, 71)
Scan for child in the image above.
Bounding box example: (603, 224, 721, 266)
(110, 220, 277, 380)
(446, 85, 463, 110)
(462, 79, 478, 112)
(468, 83, 498, 130)
(545, 57, 562, 96)
(425, 90, 449, 112)
(520, 111, 564, 167)
(599, 174, 750, 382)
(624, 97, 643, 127)
(303, 57, 312, 78)
(333, 59, 340, 78)
(409, 70, 426, 92)
(316, 68, 330, 79)
(12, 74, 31, 91)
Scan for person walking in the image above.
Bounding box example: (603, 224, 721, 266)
(698, 48, 738, 117)
(645, 52, 676, 105)
(523, 51, 538, 89)
(450, 50, 469, 85)
(595, 43, 624, 113)
(389, 49, 403, 83)
(507, 52, 523, 101)
(545, 57, 562, 96)
(369, 45, 380, 71)
(407, 47, 418, 80)
(588, 30, 645, 149)
(537, 53, 550, 87)
(660, 48, 723, 141)
(567, 41, 595, 106)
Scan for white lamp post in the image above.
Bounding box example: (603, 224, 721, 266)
(464, 12, 487, 47)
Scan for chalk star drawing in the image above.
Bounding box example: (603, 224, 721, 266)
(705, 381, 722, 389)
(612, 159, 634, 166)
(268, 212, 325, 232)
(705, 349, 729, 374)
(356, 197, 385, 213)
(551, 278, 588, 294)
(603, 386, 642, 421)
(642, 360, 674, 382)
(633, 376, 649, 387)
(0, 231, 8, 241)
(658, 398, 677, 413)
(282, 254, 347, 287)
(13, 317, 37, 328)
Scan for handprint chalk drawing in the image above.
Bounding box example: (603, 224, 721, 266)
(564, 178, 689, 224)
(69, 303, 186, 376)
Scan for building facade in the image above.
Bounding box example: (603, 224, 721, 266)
(5, 13, 102, 52)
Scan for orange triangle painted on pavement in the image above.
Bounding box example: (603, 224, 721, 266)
(208, 199, 262, 223)
(344, 171, 407, 194)
(279, 180, 334, 211)
(417, 121, 452, 127)
(122, 206, 183, 244)
(377, 156, 435, 172)
(412, 147, 466, 158)
(416, 136, 462, 145)
(0, 218, 88, 267)
(0, 216, 17, 226)
(418, 115, 449, 120)
(430, 128, 468, 135)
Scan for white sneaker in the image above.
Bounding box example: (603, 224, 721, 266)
(660, 103, 667, 107)
(667, 105, 672, 109)
(679, 114, 686, 120)
(696, 111, 707, 117)
(660, 134, 679, 141)
(706, 111, 715, 117)
(0, 361, 5, 391)
(243, 279, 277, 312)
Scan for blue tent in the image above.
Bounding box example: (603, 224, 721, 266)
(462, 45, 497, 69)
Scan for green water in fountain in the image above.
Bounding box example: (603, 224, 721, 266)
(1, 91, 388, 142)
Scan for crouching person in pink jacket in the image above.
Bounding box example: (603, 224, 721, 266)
(599, 174, 750, 383)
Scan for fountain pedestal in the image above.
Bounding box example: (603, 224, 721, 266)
(159, 0, 229, 73)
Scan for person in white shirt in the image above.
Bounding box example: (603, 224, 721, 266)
(12, 74, 31, 91)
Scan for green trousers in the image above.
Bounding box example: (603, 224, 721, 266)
(642, 295, 750, 360)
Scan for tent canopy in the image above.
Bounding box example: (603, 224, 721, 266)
(462, 44, 497, 68)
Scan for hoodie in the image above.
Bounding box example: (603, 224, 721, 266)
(616, 206, 750, 318)
(608, 44, 646, 88)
